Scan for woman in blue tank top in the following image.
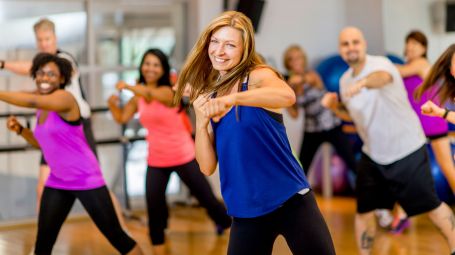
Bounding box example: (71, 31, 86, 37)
(175, 11, 335, 255)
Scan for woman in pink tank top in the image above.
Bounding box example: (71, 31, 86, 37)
(1, 53, 142, 254)
(393, 31, 455, 233)
(108, 48, 231, 255)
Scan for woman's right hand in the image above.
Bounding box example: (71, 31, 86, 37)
(6, 116, 22, 134)
(193, 95, 210, 129)
(116, 81, 128, 91)
(108, 94, 120, 107)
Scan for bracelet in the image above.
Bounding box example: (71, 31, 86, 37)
(442, 108, 451, 119)
(17, 125, 23, 135)
(0, 60, 4, 69)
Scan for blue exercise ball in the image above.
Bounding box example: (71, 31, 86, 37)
(427, 144, 455, 204)
(315, 55, 349, 93)
(385, 53, 405, 65)
(316, 54, 405, 93)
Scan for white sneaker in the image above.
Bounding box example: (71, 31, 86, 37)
(375, 209, 393, 229)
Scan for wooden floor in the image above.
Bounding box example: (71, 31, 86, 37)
(0, 196, 450, 255)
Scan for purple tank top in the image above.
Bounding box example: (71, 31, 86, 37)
(403, 75, 448, 137)
(34, 110, 105, 190)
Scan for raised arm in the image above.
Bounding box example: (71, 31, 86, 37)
(304, 71, 325, 90)
(395, 58, 429, 78)
(1, 60, 32, 76)
(193, 95, 218, 176)
(421, 100, 455, 124)
(117, 81, 174, 106)
(236, 67, 296, 108)
(7, 116, 40, 148)
(0, 90, 74, 112)
(107, 94, 138, 124)
(321, 92, 352, 122)
(343, 71, 393, 99)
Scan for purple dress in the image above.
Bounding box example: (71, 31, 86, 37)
(34, 110, 105, 190)
(403, 75, 448, 137)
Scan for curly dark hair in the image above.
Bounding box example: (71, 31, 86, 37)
(30, 53, 73, 89)
(138, 48, 171, 87)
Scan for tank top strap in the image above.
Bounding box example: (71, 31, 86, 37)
(240, 74, 249, 91)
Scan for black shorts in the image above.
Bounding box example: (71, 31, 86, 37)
(356, 145, 441, 217)
(40, 118, 98, 165)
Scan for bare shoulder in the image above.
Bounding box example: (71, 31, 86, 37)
(249, 66, 283, 88)
(50, 89, 73, 99)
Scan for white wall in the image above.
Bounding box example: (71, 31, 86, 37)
(383, 0, 455, 62)
(195, 0, 348, 72)
(255, 0, 347, 71)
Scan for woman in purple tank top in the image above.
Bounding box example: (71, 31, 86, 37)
(2, 53, 143, 255)
(393, 31, 455, 234)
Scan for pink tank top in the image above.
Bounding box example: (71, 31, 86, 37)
(34, 110, 105, 190)
(403, 75, 448, 137)
(138, 98, 195, 167)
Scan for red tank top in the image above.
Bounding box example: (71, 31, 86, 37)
(138, 98, 195, 167)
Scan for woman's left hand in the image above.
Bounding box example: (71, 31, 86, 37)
(421, 100, 444, 117)
(204, 94, 237, 122)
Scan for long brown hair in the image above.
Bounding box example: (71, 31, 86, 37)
(415, 44, 455, 103)
(174, 11, 264, 103)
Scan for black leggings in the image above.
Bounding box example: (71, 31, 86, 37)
(299, 125, 357, 175)
(146, 159, 232, 245)
(227, 191, 336, 255)
(35, 186, 136, 255)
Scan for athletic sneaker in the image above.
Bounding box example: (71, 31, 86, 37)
(390, 218, 411, 234)
(375, 209, 394, 229)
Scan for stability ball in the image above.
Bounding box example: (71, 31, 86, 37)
(315, 55, 349, 93)
(427, 144, 455, 204)
(310, 150, 350, 194)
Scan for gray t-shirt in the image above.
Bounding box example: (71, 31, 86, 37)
(339, 55, 425, 164)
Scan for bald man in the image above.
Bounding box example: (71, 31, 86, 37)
(322, 27, 455, 255)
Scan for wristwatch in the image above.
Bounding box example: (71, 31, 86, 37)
(443, 108, 451, 119)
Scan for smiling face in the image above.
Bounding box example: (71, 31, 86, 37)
(35, 28, 57, 54)
(208, 26, 244, 76)
(286, 49, 306, 74)
(338, 27, 367, 66)
(35, 62, 63, 94)
(140, 54, 164, 85)
(405, 38, 426, 61)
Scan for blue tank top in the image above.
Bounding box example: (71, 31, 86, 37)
(211, 77, 309, 218)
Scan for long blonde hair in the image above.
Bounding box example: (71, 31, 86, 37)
(175, 11, 264, 103)
(283, 44, 308, 73)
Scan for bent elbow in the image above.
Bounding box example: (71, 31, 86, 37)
(197, 161, 217, 176)
(284, 91, 296, 107)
